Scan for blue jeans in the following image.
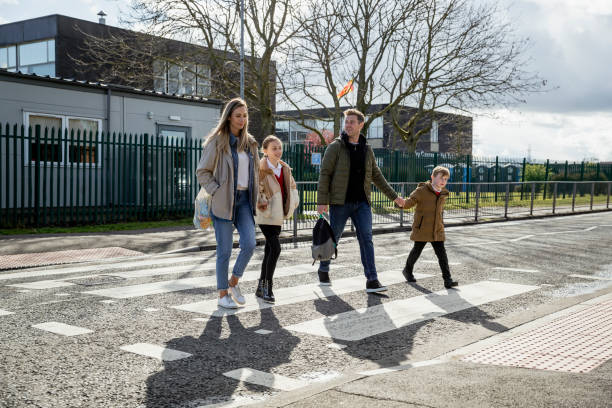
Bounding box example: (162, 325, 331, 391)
(211, 190, 256, 290)
(319, 201, 377, 281)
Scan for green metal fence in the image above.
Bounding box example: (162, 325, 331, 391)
(0, 123, 202, 228)
(1, 122, 610, 228)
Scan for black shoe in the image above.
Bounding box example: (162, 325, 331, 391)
(366, 279, 387, 293)
(318, 270, 331, 286)
(255, 279, 264, 298)
(444, 280, 458, 289)
(402, 268, 417, 282)
(263, 280, 275, 303)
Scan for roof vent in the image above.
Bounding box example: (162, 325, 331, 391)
(97, 11, 107, 25)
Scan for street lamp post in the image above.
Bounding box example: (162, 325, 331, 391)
(240, 0, 245, 100)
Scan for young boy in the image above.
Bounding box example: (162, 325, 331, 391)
(402, 166, 458, 289)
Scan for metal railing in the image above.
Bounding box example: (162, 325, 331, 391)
(280, 181, 612, 240)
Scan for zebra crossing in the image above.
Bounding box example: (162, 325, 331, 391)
(0, 245, 550, 408)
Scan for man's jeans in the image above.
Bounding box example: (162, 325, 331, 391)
(319, 201, 377, 281)
(211, 190, 256, 290)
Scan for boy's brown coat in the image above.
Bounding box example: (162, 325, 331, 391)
(403, 181, 449, 242)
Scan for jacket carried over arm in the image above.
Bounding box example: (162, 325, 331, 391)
(404, 181, 449, 242)
(317, 134, 398, 206)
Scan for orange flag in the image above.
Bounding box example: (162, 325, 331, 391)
(337, 79, 354, 98)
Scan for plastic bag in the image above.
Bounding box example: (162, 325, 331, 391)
(193, 188, 213, 230)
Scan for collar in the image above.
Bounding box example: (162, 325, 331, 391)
(267, 158, 282, 170)
(341, 131, 367, 147)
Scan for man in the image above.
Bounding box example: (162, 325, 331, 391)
(317, 109, 405, 293)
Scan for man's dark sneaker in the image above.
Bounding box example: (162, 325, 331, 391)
(444, 280, 459, 289)
(318, 270, 331, 286)
(402, 268, 417, 282)
(366, 279, 387, 293)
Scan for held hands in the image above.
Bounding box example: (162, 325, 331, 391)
(394, 197, 406, 208)
(317, 204, 329, 215)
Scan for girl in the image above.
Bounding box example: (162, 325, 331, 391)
(254, 135, 300, 303)
(196, 98, 260, 309)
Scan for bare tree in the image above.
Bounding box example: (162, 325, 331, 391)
(280, 0, 543, 150)
(123, 0, 303, 141)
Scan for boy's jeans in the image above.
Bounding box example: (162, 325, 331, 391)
(318, 200, 378, 282)
(211, 190, 256, 290)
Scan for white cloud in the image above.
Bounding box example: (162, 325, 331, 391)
(473, 110, 612, 161)
(0, 0, 18, 5)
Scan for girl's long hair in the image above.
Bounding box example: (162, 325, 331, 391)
(203, 97, 250, 153)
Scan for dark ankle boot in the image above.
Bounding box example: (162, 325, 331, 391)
(444, 279, 458, 289)
(255, 279, 264, 298)
(263, 279, 275, 303)
(402, 264, 416, 282)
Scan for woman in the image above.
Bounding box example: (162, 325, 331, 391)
(196, 98, 260, 309)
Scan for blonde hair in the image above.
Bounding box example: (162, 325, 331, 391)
(343, 108, 365, 123)
(432, 166, 450, 178)
(262, 135, 282, 150)
(203, 97, 251, 153)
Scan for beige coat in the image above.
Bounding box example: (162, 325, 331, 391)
(255, 157, 300, 226)
(403, 181, 449, 242)
(196, 134, 260, 221)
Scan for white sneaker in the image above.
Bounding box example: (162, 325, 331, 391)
(228, 284, 246, 306)
(218, 294, 238, 309)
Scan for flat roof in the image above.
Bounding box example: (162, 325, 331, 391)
(0, 69, 224, 107)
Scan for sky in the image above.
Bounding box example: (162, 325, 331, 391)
(1, 0, 611, 162)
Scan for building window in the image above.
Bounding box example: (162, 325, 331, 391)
(24, 112, 102, 165)
(430, 120, 439, 143)
(11, 39, 56, 76)
(0, 45, 17, 71)
(367, 116, 383, 139)
(153, 60, 211, 96)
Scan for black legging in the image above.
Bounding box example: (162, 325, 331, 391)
(405, 241, 452, 281)
(259, 224, 282, 281)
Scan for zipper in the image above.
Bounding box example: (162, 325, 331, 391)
(432, 193, 440, 237)
(418, 215, 424, 229)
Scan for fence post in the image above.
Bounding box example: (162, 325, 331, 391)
(143, 133, 149, 220)
(520, 157, 526, 200)
(504, 182, 510, 218)
(466, 155, 471, 204)
(608, 182, 611, 209)
(552, 182, 558, 214)
(34, 125, 41, 228)
(580, 161, 585, 181)
(563, 160, 568, 199)
(400, 184, 405, 227)
(543, 159, 549, 200)
(474, 184, 480, 222)
(590, 182, 594, 210)
(571, 182, 577, 212)
(495, 156, 499, 202)
(293, 206, 298, 248)
(530, 182, 535, 215)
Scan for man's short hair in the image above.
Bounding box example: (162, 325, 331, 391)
(343, 108, 365, 123)
(432, 166, 450, 178)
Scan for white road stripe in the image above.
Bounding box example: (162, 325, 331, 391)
(7, 280, 76, 290)
(569, 274, 612, 281)
(285, 281, 539, 341)
(421, 261, 461, 266)
(0, 255, 212, 281)
(493, 267, 540, 274)
(0, 309, 14, 316)
(172, 271, 433, 317)
(83, 263, 353, 299)
(32, 321, 93, 336)
(120, 343, 192, 361)
(509, 235, 535, 242)
(359, 359, 443, 376)
(223, 368, 308, 391)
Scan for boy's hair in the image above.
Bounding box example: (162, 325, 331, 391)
(432, 166, 450, 178)
(343, 108, 365, 123)
(262, 135, 282, 149)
